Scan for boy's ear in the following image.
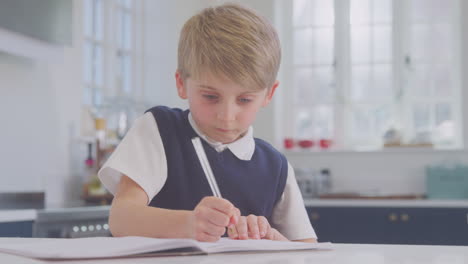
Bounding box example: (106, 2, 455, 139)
(262, 80, 279, 107)
(175, 71, 188, 99)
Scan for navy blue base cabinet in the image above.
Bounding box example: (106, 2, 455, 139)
(0, 221, 34, 237)
(307, 206, 468, 245)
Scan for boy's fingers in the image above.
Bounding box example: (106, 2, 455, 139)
(203, 197, 236, 216)
(257, 216, 270, 238)
(195, 231, 221, 242)
(236, 216, 248, 239)
(227, 224, 238, 239)
(247, 215, 260, 239)
(204, 207, 232, 227)
(230, 208, 241, 225)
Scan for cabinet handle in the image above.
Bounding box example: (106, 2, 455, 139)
(388, 213, 398, 222)
(400, 213, 410, 222)
(310, 212, 320, 221)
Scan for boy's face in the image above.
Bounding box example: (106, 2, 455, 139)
(176, 71, 278, 144)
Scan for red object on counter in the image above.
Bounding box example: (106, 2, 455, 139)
(284, 138, 295, 149)
(298, 139, 314, 148)
(319, 139, 332, 149)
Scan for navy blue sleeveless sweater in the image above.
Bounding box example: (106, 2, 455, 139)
(147, 106, 288, 221)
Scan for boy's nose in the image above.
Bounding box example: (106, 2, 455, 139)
(217, 103, 237, 121)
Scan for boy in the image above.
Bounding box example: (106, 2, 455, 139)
(98, 3, 316, 243)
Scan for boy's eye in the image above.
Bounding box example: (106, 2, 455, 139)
(203, 94, 218, 100)
(238, 98, 252, 104)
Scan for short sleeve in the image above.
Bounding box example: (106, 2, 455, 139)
(271, 162, 317, 240)
(98, 112, 167, 204)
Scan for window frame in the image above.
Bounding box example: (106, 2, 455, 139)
(277, 0, 462, 152)
(81, 0, 145, 109)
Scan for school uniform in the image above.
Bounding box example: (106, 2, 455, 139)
(99, 106, 316, 241)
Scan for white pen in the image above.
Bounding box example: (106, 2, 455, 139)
(191, 137, 222, 198)
(192, 137, 237, 234)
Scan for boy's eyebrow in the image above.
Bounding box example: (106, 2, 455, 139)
(197, 84, 218, 90)
(198, 84, 261, 95)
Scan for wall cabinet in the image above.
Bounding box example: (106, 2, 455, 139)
(307, 206, 468, 245)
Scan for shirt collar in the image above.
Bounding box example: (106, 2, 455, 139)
(188, 113, 255, 161)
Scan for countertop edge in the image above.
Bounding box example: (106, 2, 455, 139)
(304, 199, 468, 207)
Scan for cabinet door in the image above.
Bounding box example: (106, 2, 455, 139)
(0, 221, 33, 237)
(393, 207, 468, 245)
(307, 207, 389, 243)
(307, 206, 468, 245)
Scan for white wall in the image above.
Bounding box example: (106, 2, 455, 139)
(0, 54, 56, 193)
(0, 0, 83, 208)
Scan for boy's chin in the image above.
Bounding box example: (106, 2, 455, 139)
(210, 133, 241, 144)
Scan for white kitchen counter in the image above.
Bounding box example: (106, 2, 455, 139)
(304, 199, 468, 208)
(0, 210, 36, 223)
(0, 243, 466, 264)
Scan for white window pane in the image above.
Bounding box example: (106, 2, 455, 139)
(434, 103, 454, 143)
(351, 66, 371, 101)
(83, 42, 93, 83)
(313, 105, 334, 139)
(350, 107, 372, 141)
(435, 103, 451, 126)
(411, 25, 452, 62)
(413, 104, 431, 132)
(408, 65, 432, 97)
(294, 67, 335, 105)
(373, 26, 392, 62)
(372, 64, 393, 99)
(124, 12, 132, 49)
(350, 105, 391, 143)
(350, 0, 371, 25)
(351, 27, 371, 63)
(122, 55, 132, 94)
(84, 0, 93, 37)
(94, 88, 102, 106)
(94, 0, 103, 40)
(118, 0, 132, 9)
(410, 0, 454, 23)
(83, 86, 93, 105)
(117, 11, 124, 49)
(293, 0, 334, 27)
(295, 109, 314, 139)
(313, 0, 334, 26)
(433, 65, 452, 97)
(293, 0, 313, 27)
(372, 0, 392, 24)
(295, 106, 334, 139)
(294, 28, 334, 65)
(94, 45, 103, 86)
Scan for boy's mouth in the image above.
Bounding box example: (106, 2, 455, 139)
(216, 128, 231, 133)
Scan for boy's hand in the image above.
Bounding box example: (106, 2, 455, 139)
(227, 214, 288, 241)
(190, 197, 240, 242)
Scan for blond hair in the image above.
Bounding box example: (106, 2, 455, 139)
(177, 3, 281, 90)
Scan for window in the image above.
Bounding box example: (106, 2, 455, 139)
(281, 0, 462, 150)
(83, 0, 104, 106)
(82, 0, 144, 109)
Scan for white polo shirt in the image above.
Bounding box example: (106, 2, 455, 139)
(99, 111, 316, 240)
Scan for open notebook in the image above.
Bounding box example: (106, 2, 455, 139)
(0, 237, 332, 260)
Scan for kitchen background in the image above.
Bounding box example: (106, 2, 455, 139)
(1, 0, 468, 243)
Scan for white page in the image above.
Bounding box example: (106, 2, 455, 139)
(0, 237, 332, 260)
(199, 238, 332, 253)
(0, 237, 201, 259)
